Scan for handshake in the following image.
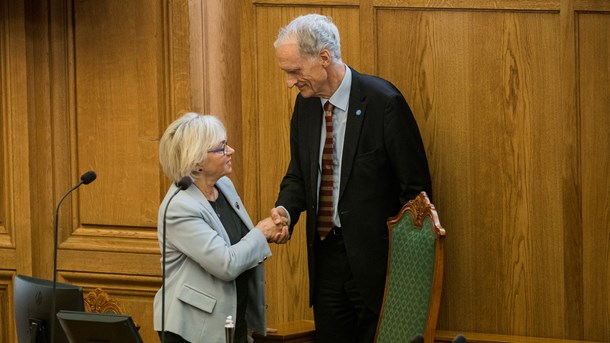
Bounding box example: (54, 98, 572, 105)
(256, 207, 291, 244)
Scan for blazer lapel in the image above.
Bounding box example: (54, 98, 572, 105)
(189, 185, 229, 243)
(340, 69, 367, 201)
(216, 177, 254, 229)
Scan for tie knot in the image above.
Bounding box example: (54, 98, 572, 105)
(324, 101, 334, 112)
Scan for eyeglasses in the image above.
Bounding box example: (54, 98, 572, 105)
(207, 140, 228, 155)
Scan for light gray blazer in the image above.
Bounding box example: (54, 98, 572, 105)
(153, 176, 271, 343)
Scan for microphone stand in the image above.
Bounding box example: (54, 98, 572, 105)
(51, 170, 96, 343)
(161, 176, 192, 343)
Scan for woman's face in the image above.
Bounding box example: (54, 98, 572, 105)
(201, 139, 234, 180)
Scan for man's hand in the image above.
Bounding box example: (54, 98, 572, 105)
(269, 207, 290, 244)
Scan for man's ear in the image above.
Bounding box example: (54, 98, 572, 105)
(320, 49, 332, 67)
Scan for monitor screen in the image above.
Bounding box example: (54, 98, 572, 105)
(57, 310, 143, 343)
(14, 274, 84, 343)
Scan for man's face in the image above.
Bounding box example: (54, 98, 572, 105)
(276, 38, 330, 98)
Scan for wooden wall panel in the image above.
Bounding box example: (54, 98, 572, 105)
(377, 9, 568, 338)
(0, 0, 32, 275)
(1, 1, 30, 339)
(579, 12, 610, 342)
(74, 0, 164, 229)
(51, 0, 191, 256)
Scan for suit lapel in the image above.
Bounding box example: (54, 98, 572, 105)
(340, 69, 367, 201)
(308, 100, 324, 201)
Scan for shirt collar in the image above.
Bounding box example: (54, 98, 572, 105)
(321, 64, 351, 112)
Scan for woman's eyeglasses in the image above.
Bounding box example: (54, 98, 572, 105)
(207, 140, 227, 155)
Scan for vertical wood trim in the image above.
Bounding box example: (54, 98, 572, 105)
(189, 0, 244, 194)
(162, 0, 191, 192)
(3, 0, 32, 275)
(188, 0, 209, 114)
(559, 0, 583, 338)
(165, 0, 192, 125)
(240, 0, 260, 217)
(50, 0, 77, 247)
(10, 0, 32, 275)
(359, 0, 375, 74)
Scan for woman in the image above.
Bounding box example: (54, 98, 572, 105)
(154, 112, 281, 343)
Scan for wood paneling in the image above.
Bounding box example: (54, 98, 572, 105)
(1, 0, 190, 340)
(377, 9, 567, 338)
(2, 0, 610, 341)
(0, 0, 33, 276)
(241, 0, 609, 341)
(578, 12, 610, 342)
(373, 0, 560, 10)
(74, 0, 164, 229)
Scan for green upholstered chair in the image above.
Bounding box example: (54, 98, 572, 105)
(375, 191, 446, 343)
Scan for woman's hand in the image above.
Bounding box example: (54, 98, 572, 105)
(256, 217, 282, 241)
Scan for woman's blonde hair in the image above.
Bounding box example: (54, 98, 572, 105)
(159, 112, 226, 183)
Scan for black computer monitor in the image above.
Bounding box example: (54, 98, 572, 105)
(14, 274, 84, 343)
(57, 310, 143, 343)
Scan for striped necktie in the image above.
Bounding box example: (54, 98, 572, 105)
(317, 101, 334, 240)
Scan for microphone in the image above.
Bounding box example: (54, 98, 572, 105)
(51, 170, 97, 343)
(452, 334, 467, 343)
(161, 176, 192, 343)
(224, 315, 235, 343)
(80, 170, 97, 185)
(410, 334, 424, 343)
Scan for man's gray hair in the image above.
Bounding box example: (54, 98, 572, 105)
(274, 13, 342, 62)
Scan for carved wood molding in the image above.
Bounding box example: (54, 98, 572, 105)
(84, 288, 124, 314)
(60, 226, 159, 254)
(387, 191, 446, 237)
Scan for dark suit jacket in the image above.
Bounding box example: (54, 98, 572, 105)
(276, 67, 432, 313)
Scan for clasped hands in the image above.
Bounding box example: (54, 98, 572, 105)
(256, 207, 291, 244)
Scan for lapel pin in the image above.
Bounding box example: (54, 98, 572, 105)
(235, 202, 240, 210)
(356, 109, 362, 116)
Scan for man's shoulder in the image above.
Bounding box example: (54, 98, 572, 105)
(350, 67, 401, 97)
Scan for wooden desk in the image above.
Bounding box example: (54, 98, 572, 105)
(435, 330, 604, 343)
(252, 324, 604, 343)
(252, 320, 315, 343)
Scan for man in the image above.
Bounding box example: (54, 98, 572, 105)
(270, 14, 432, 342)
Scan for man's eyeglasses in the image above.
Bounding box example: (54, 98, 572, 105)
(207, 140, 228, 155)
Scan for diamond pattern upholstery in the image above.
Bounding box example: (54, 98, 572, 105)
(375, 192, 445, 343)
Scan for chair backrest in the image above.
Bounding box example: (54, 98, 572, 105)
(375, 191, 446, 343)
